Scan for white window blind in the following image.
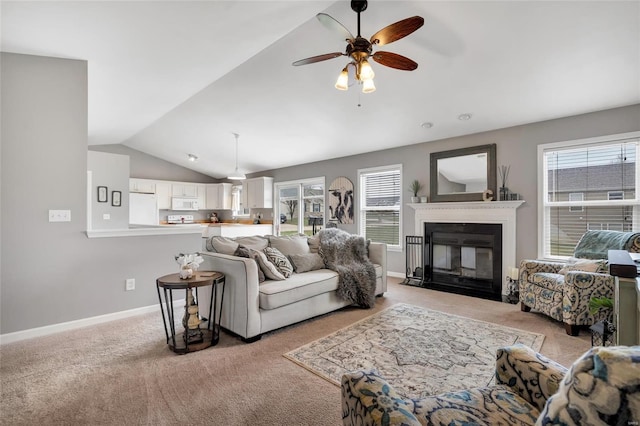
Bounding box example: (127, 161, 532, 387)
(541, 135, 639, 258)
(359, 165, 402, 248)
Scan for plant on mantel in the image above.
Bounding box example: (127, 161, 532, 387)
(409, 180, 422, 203)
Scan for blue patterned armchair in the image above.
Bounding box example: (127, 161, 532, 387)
(342, 344, 640, 426)
(519, 230, 640, 335)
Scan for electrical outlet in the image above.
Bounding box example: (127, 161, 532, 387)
(125, 278, 135, 291)
(103, 213, 110, 220)
(49, 209, 71, 222)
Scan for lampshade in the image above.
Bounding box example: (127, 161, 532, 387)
(358, 59, 375, 81)
(335, 67, 349, 91)
(361, 78, 376, 93)
(227, 133, 246, 180)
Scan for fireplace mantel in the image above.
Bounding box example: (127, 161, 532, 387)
(409, 200, 525, 296)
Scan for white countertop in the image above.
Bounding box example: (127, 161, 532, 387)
(86, 224, 204, 238)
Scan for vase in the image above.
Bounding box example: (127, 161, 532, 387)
(411, 196, 420, 203)
(179, 267, 193, 279)
(499, 187, 509, 201)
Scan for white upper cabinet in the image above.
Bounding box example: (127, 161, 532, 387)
(129, 178, 156, 194)
(155, 182, 172, 209)
(205, 183, 232, 210)
(171, 183, 198, 198)
(244, 177, 273, 209)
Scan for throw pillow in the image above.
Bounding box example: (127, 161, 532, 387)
(234, 245, 265, 283)
(206, 236, 239, 255)
(263, 247, 293, 278)
(288, 253, 325, 273)
(251, 249, 285, 281)
(268, 235, 310, 256)
(307, 234, 320, 254)
(558, 259, 608, 274)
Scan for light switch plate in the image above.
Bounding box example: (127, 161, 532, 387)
(49, 210, 71, 222)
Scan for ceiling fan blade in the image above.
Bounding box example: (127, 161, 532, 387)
(370, 16, 424, 46)
(292, 52, 344, 66)
(371, 51, 418, 71)
(316, 13, 355, 42)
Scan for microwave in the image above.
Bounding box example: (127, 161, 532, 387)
(171, 197, 199, 211)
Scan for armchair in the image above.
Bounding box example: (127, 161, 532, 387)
(342, 344, 640, 425)
(519, 230, 640, 335)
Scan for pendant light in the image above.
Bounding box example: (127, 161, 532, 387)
(227, 132, 246, 180)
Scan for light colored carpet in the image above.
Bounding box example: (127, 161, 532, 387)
(284, 303, 544, 398)
(0, 279, 590, 425)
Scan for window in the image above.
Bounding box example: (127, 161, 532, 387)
(358, 165, 402, 250)
(274, 178, 325, 236)
(539, 132, 639, 259)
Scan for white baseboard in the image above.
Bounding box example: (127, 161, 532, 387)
(0, 300, 184, 345)
(387, 271, 404, 278)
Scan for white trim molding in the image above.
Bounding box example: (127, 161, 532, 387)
(408, 201, 525, 295)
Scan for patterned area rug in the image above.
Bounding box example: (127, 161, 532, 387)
(284, 303, 545, 398)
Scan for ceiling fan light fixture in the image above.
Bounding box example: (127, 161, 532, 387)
(358, 59, 375, 81)
(227, 132, 246, 180)
(362, 78, 376, 93)
(335, 67, 349, 90)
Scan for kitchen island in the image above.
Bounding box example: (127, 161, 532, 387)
(203, 223, 273, 238)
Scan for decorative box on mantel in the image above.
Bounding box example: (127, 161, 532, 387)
(408, 201, 525, 298)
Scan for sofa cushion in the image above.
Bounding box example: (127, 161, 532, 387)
(258, 269, 339, 310)
(574, 230, 640, 259)
(288, 253, 325, 273)
(251, 249, 285, 281)
(205, 235, 268, 254)
(558, 259, 608, 275)
(536, 345, 640, 426)
(530, 272, 565, 292)
(234, 235, 269, 251)
(263, 247, 293, 278)
(268, 235, 310, 256)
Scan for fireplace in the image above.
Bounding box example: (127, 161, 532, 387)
(425, 222, 502, 300)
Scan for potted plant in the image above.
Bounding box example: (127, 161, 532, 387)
(409, 180, 422, 203)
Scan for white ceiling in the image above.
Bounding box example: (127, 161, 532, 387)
(2, 1, 639, 179)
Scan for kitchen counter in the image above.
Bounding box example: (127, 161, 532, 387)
(86, 224, 204, 238)
(203, 223, 273, 238)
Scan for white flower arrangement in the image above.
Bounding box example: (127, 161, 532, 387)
(175, 253, 204, 279)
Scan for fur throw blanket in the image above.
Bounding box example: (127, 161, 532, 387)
(318, 228, 377, 308)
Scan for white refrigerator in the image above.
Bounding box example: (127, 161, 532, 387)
(129, 193, 159, 225)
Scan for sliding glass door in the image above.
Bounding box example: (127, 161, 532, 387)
(275, 178, 325, 236)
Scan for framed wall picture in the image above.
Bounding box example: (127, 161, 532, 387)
(112, 191, 121, 207)
(97, 186, 108, 203)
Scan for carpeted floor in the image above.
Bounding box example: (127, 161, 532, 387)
(284, 303, 544, 398)
(0, 278, 590, 426)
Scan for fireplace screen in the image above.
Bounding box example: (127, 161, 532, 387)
(433, 242, 493, 280)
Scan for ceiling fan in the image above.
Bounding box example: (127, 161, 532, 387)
(292, 0, 424, 93)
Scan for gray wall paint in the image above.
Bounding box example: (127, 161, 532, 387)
(258, 104, 640, 274)
(89, 144, 217, 183)
(87, 151, 130, 229)
(1, 53, 202, 335)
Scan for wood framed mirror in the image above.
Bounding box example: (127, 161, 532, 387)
(430, 144, 496, 202)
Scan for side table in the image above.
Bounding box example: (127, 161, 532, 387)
(156, 271, 225, 354)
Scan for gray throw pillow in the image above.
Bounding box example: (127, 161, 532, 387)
(263, 247, 293, 278)
(234, 245, 265, 283)
(268, 235, 310, 257)
(251, 249, 285, 281)
(288, 253, 325, 273)
(206, 236, 239, 255)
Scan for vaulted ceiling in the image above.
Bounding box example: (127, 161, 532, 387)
(2, 1, 639, 178)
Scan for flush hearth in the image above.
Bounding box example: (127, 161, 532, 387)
(424, 222, 502, 300)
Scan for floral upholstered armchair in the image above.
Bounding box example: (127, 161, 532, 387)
(519, 230, 640, 336)
(341, 344, 640, 426)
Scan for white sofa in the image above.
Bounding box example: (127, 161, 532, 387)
(199, 234, 387, 342)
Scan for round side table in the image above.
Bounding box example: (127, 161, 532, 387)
(156, 271, 225, 354)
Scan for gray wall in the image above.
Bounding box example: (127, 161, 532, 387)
(89, 144, 217, 183)
(1, 53, 202, 335)
(257, 104, 640, 273)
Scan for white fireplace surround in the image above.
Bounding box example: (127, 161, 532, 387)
(409, 200, 525, 296)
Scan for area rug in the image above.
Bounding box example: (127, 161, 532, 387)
(284, 303, 545, 399)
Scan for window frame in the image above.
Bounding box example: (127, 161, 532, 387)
(357, 164, 403, 251)
(274, 177, 325, 236)
(537, 131, 640, 260)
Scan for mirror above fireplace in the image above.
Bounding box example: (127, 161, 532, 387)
(429, 144, 497, 202)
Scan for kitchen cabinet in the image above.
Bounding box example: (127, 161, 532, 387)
(129, 178, 156, 194)
(171, 183, 198, 198)
(243, 177, 273, 209)
(197, 184, 207, 210)
(156, 182, 172, 209)
(205, 183, 232, 210)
